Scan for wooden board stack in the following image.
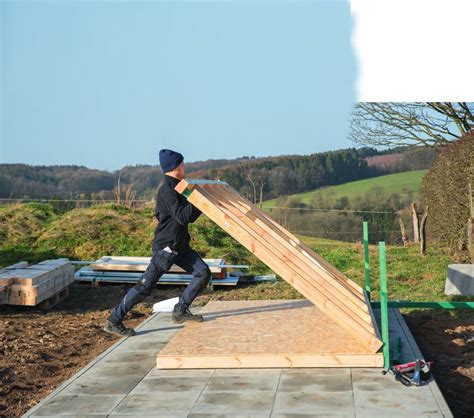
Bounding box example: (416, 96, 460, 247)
(0, 259, 74, 307)
(155, 179, 383, 369)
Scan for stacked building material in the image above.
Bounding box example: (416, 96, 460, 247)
(0, 259, 74, 307)
(75, 256, 251, 288)
(90, 256, 229, 278)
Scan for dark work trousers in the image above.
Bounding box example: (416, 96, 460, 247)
(109, 245, 211, 324)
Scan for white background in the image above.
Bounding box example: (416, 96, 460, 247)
(351, 0, 474, 101)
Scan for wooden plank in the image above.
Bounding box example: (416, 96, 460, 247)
(0, 261, 29, 271)
(156, 300, 383, 369)
(213, 185, 369, 313)
(177, 180, 381, 351)
(220, 184, 365, 296)
(0, 261, 72, 286)
(157, 354, 384, 369)
(204, 185, 373, 329)
(226, 186, 365, 296)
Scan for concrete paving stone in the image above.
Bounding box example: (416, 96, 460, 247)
(190, 389, 276, 415)
(110, 392, 202, 415)
(189, 414, 270, 418)
(100, 350, 156, 364)
(31, 415, 108, 418)
(31, 394, 124, 416)
(112, 415, 187, 418)
(354, 402, 443, 418)
(129, 375, 210, 394)
(116, 338, 167, 352)
(212, 368, 281, 377)
(352, 369, 443, 417)
(351, 369, 437, 398)
(272, 414, 354, 418)
(137, 315, 182, 331)
(206, 373, 280, 392)
(133, 325, 182, 337)
(278, 368, 352, 393)
(144, 368, 215, 378)
(272, 384, 354, 415)
(85, 361, 153, 379)
(128, 331, 180, 346)
(59, 374, 144, 396)
(282, 368, 350, 376)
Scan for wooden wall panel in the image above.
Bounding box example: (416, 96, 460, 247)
(175, 179, 382, 352)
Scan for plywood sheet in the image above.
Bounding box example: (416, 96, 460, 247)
(175, 179, 382, 352)
(156, 300, 383, 368)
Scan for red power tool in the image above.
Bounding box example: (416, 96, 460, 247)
(385, 359, 433, 387)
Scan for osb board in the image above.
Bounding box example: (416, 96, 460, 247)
(156, 300, 383, 369)
(175, 179, 382, 352)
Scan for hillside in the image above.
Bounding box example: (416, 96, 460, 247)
(263, 169, 427, 208)
(0, 146, 436, 201)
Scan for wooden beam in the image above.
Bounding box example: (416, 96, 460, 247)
(205, 186, 372, 325)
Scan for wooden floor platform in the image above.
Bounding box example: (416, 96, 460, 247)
(156, 300, 384, 369)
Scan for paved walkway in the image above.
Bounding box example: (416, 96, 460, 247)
(23, 308, 452, 417)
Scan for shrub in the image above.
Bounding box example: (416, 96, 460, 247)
(421, 130, 474, 258)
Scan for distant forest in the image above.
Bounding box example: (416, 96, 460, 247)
(0, 146, 436, 202)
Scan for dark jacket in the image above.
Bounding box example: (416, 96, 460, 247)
(152, 175, 202, 253)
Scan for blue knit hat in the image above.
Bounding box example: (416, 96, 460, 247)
(159, 149, 184, 173)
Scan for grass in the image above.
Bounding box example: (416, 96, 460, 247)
(262, 169, 428, 207)
(1, 202, 469, 318)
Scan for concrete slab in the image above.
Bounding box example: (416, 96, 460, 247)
(22, 307, 453, 418)
(445, 264, 474, 295)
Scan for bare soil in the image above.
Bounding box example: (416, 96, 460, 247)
(404, 312, 473, 418)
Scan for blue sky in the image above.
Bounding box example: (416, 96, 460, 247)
(1, 0, 355, 171)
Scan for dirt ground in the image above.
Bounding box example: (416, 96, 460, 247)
(0, 283, 473, 418)
(0, 282, 181, 418)
(404, 313, 474, 418)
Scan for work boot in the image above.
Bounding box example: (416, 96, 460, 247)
(172, 304, 203, 323)
(103, 319, 136, 337)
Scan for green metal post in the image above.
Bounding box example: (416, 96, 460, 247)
(363, 221, 370, 300)
(370, 300, 474, 309)
(379, 241, 390, 369)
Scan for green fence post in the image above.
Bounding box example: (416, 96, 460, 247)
(363, 221, 370, 301)
(379, 241, 390, 369)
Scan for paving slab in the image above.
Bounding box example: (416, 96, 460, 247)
(23, 308, 453, 418)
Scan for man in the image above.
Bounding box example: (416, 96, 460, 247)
(104, 149, 211, 337)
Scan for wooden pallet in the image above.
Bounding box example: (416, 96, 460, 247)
(174, 179, 382, 353)
(37, 286, 70, 310)
(0, 259, 74, 306)
(156, 300, 384, 369)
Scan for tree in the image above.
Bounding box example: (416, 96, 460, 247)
(350, 102, 474, 148)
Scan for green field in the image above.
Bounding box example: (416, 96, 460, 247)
(263, 169, 428, 207)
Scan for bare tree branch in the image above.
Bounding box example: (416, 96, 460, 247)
(350, 102, 474, 148)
